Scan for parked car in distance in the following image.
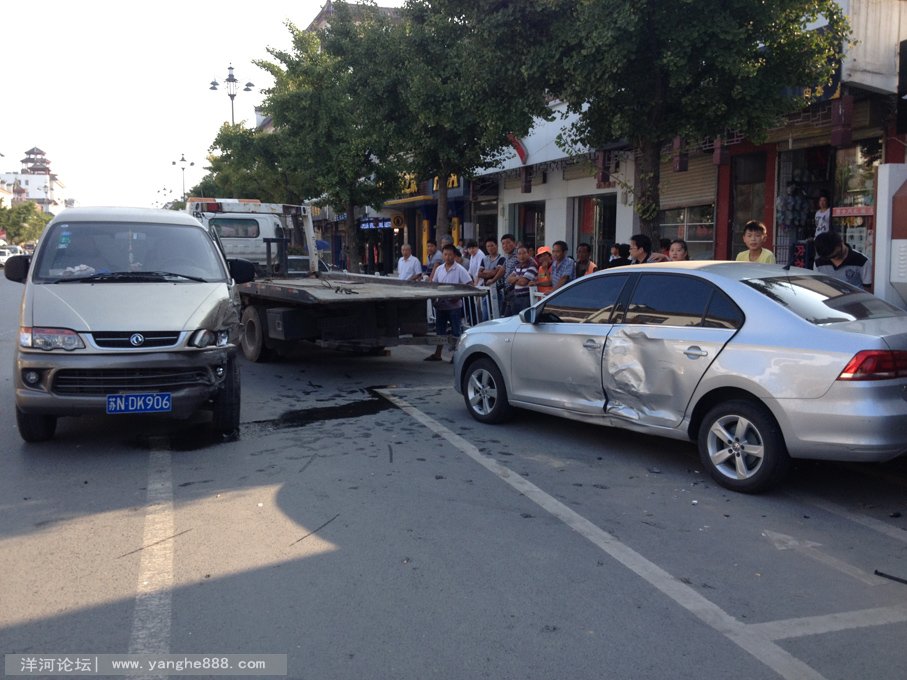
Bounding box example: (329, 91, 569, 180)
(0, 248, 11, 266)
(454, 261, 907, 493)
(5, 207, 255, 443)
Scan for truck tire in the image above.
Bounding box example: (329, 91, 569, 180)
(241, 305, 272, 363)
(17, 408, 57, 443)
(211, 357, 240, 436)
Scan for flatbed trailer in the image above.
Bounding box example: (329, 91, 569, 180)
(237, 270, 489, 361)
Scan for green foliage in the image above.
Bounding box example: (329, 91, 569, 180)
(0, 202, 52, 244)
(554, 0, 851, 231)
(194, 124, 314, 204)
(255, 11, 406, 271)
(327, 0, 555, 237)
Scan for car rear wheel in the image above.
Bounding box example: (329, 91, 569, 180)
(463, 358, 513, 424)
(16, 408, 57, 443)
(240, 305, 272, 363)
(211, 357, 240, 436)
(698, 399, 790, 493)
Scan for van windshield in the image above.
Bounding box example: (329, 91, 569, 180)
(33, 221, 229, 283)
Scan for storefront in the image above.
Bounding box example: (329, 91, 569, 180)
(658, 153, 718, 260)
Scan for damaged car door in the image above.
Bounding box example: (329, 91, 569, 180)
(510, 274, 631, 414)
(603, 273, 742, 428)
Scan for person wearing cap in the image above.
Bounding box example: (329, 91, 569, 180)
(535, 245, 554, 295)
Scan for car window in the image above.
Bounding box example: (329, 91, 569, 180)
(704, 287, 744, 329)
(623, 274, 716, 326)
(539, 274, 629, 324)
(744, 275, 906, 324)
(210, 217, 260, 238)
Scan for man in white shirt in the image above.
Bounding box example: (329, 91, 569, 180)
(396, 243, 423, 281)
(465, 240, 485, 284)
(426, 243, 473, 361)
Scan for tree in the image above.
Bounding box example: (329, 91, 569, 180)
(0, 202, 51, 244)
(258, 15, 404, 273)
(553, 0, 850, 234)
(342, 0, 557, 241)
(194, 124, 315, 206)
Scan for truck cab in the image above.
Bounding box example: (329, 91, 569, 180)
(185, 199, 314, 273)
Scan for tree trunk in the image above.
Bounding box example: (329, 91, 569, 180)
(633, 139, 662, 237)
(344, 200, 361, 273)
(435, 171, 449, 241)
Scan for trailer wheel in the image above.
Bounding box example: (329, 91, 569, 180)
(241, 306, 272, 363)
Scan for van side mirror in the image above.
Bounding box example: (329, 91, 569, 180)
(4, 255, 30, 283)
(229, 258, 256, 284)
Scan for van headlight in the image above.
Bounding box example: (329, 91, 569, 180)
(189, 329, 230, 348)
(21, 327, 86, 350)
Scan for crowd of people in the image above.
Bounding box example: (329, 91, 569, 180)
(396, 218, 872, 361)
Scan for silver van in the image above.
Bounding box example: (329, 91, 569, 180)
(4, 207, 255, 442)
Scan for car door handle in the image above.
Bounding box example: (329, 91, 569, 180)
(683, 346, 708, 359)
(583, 339, 601, 350)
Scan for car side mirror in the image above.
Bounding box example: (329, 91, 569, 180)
(229, 258, 256, 284)
(521, 306, 539, 324)
(4, 254, 30, 283)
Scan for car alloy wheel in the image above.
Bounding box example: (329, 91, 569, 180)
(698, 399, 789, 493)
(463, 358, 513, 424)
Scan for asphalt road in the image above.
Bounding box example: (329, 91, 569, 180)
(1, 274, 906, 680)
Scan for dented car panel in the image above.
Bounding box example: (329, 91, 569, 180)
(602, 325, 735, 427)
(454, 262, 907, 479)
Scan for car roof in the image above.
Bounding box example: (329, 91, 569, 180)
(603, 260, 816, 282)
(49, 207, 203, 227)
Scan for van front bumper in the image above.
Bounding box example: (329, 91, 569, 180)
(15, 347, 234, 418)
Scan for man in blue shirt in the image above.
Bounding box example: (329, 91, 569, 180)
(550, 240, 575, 290)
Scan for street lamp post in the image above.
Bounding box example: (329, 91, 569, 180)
(172, 154, 194, 201)
(209, 64, 254, 125)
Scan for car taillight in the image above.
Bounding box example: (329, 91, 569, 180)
(837, 350, 907, 380)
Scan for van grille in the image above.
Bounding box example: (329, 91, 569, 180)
(53, 368, 209, 395)
(91, 331, 182, 349)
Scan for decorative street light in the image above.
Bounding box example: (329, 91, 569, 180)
(172, 154, 194, 200)
(209, 64, 254, 125)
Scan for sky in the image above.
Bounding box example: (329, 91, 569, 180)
(1, 0, 403, 210)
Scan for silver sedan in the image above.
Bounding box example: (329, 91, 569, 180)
(453, 262, 907, 493)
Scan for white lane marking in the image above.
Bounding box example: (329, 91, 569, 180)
(128, 452, 174, 667)
(763, 530, 886, 586)
(748, 603, 907, 641)
(378, 390, 830, 680)
(790, 494, 907, 545)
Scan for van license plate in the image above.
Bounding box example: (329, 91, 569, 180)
(106, 393, 172, 414)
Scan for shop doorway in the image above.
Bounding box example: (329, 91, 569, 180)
(514, 201, 545, 251)
(574, 194, 617, 266)
(729, 153, 766, 259)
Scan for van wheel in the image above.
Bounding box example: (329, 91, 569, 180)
(241, 305, 272, 362)
(17, 408, 57, 443)
(211, 357, 240, 436)
(697, 399, 790, 493)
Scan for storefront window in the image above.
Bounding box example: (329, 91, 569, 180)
(657, 204, 715, 260)
(573, 195, 616, 266)
(512, 201, 545, 251)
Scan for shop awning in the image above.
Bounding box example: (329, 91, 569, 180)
(383, 194, 434, 207)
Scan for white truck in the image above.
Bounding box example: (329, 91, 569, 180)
(186, 197, 486, 361)
(185, 198, 313, 273)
